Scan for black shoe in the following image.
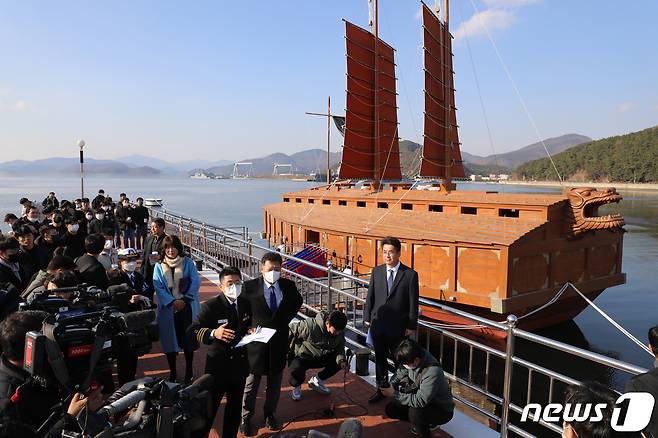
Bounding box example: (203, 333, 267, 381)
(240, 419, 255, 437)
(264, 414, 279, 431)
(184, 374, 193, 385)
(368, 389, 385, 404)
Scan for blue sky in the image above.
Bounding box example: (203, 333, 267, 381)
(1, 0, 657, 162)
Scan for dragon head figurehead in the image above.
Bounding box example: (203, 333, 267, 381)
(564, 187, 625, 237)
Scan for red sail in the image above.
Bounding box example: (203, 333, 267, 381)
(419, 3, 465, 179)
(339, 21, 402, 181)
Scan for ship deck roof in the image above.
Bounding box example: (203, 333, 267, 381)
(265, 202, 546, 246)
(283, 186, 567, 207)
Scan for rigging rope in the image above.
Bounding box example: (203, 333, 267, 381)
(466, 0, 564, 185)
(456, 1, 506, 192)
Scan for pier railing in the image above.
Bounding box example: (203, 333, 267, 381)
(148, 207, 648, 438)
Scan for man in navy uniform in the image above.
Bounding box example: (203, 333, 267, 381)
(364, 236, 419, 403)
(240, 252, 302, 436)
(189, 266, 252, 438)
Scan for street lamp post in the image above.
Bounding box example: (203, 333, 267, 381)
(77, 139, 86, 199)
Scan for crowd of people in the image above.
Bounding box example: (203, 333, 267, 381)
(1, 190, 655, 438)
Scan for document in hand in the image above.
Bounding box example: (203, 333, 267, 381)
(236, 326, 276, 348)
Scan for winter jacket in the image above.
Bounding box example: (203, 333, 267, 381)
(390, 350, 454, 412)
(289, 310, 346, 364)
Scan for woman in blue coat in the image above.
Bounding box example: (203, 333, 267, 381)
(153, 235, 200, 383)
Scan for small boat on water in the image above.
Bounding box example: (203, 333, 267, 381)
(263, 1, 626, 332)
(144, 198, 163, 207)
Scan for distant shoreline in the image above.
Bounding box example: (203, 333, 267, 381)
(481, 180, 658, 191)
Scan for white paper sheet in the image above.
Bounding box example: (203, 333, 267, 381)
(235, 326, 276, 347)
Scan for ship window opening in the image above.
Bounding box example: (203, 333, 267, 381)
(283, 198, 290, 203)
(357, 201, 366, 207)
(377, 202, 389, 209)
(429, 205, 443, 212)
(499, 208, 519, 218)
(322, 199, 331, 205)
(308, 199, 315, 204)
(461, 207, 477, 215)
(339, 200, 347, 206)
(401, 203, 413, 210)
(295, 198, 302, 203)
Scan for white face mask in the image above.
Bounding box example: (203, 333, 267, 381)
(104, 239, 113, 250)
(28, 217, 39, 222)
(224, 283, 242, 300)
(263, 270, 280, 284)
(86, 214, 94, 220)
(95, 214, 104, 220)
(403, 364, 416, 370)
(69, 224, 79, 233)
(102, 205, 110, 211)
(124, 261, 137, 272)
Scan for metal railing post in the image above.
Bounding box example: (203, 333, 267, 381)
(202, 223, 208, 266)
(500, 314, 517, 438)
(247, 237, 253, 277)
(327, 260, 333, 310)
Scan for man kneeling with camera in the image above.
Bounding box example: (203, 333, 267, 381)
(381, 338, 454, 437)
(288, 310, 348, 401)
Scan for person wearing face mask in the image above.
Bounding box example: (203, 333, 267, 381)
(153, 235, 200, 384)
(88, 208, 115, 237)
(92, 189, 106, 210)
(239, 251, 302, 436)
(132, 197, 149, 251)
(188, 266, 253, 438)
(61, 217, 87, 260)
(288, 310, 348, 401)
(111, 248, 151, 384)
(3, 214, 19, 233)
(116, 197, 136, 249)
(381, 339, 453, 437)
(0, 236, 28, 298)
(82, 208, 94, 235)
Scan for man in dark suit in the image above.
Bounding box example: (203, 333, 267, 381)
(364, 236, 419, 403)
(140, 217, 167, 293)
(75, 233, 109, 290)
(625, 325, 658, 437)
(240, 252, 302, 436)
(188, 266, 253, 438)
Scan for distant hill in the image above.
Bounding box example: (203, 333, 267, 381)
(461, 134, 592, 169)
(516, 126, 658, 182)
(0, 155, 233, 177)
(204, 149, 342, 177)
(115, 154, 232, 173)
(0, 157, 162, 176)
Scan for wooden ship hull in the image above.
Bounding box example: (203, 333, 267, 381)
(264, 1, 626, 332)
(264, 185, 625, 330)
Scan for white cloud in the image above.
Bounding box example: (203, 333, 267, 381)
(454, 8, 515, 40)
(617, 102, 634, 113)
(14, 100, 28, 112)
(483, 0, 541, 7)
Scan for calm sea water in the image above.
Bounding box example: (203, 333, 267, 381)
(2, 175, 657, 373)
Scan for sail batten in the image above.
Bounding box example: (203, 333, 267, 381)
(340, 20, 402, 181)
(419, 2, 465, 179)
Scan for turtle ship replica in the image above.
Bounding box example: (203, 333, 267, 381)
(263, 1, 625, 332)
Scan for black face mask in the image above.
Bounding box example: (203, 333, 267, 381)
(5, 253, 19, 263)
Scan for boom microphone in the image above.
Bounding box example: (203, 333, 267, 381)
(98, 389, 148, 417)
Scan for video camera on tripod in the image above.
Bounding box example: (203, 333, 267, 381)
(23, 308, 158, 390)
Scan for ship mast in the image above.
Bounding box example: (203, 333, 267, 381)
(370, 0, 381, 189)
(441, 0, 455, 192)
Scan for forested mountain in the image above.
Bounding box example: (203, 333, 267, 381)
(516, 126, 658, 182)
